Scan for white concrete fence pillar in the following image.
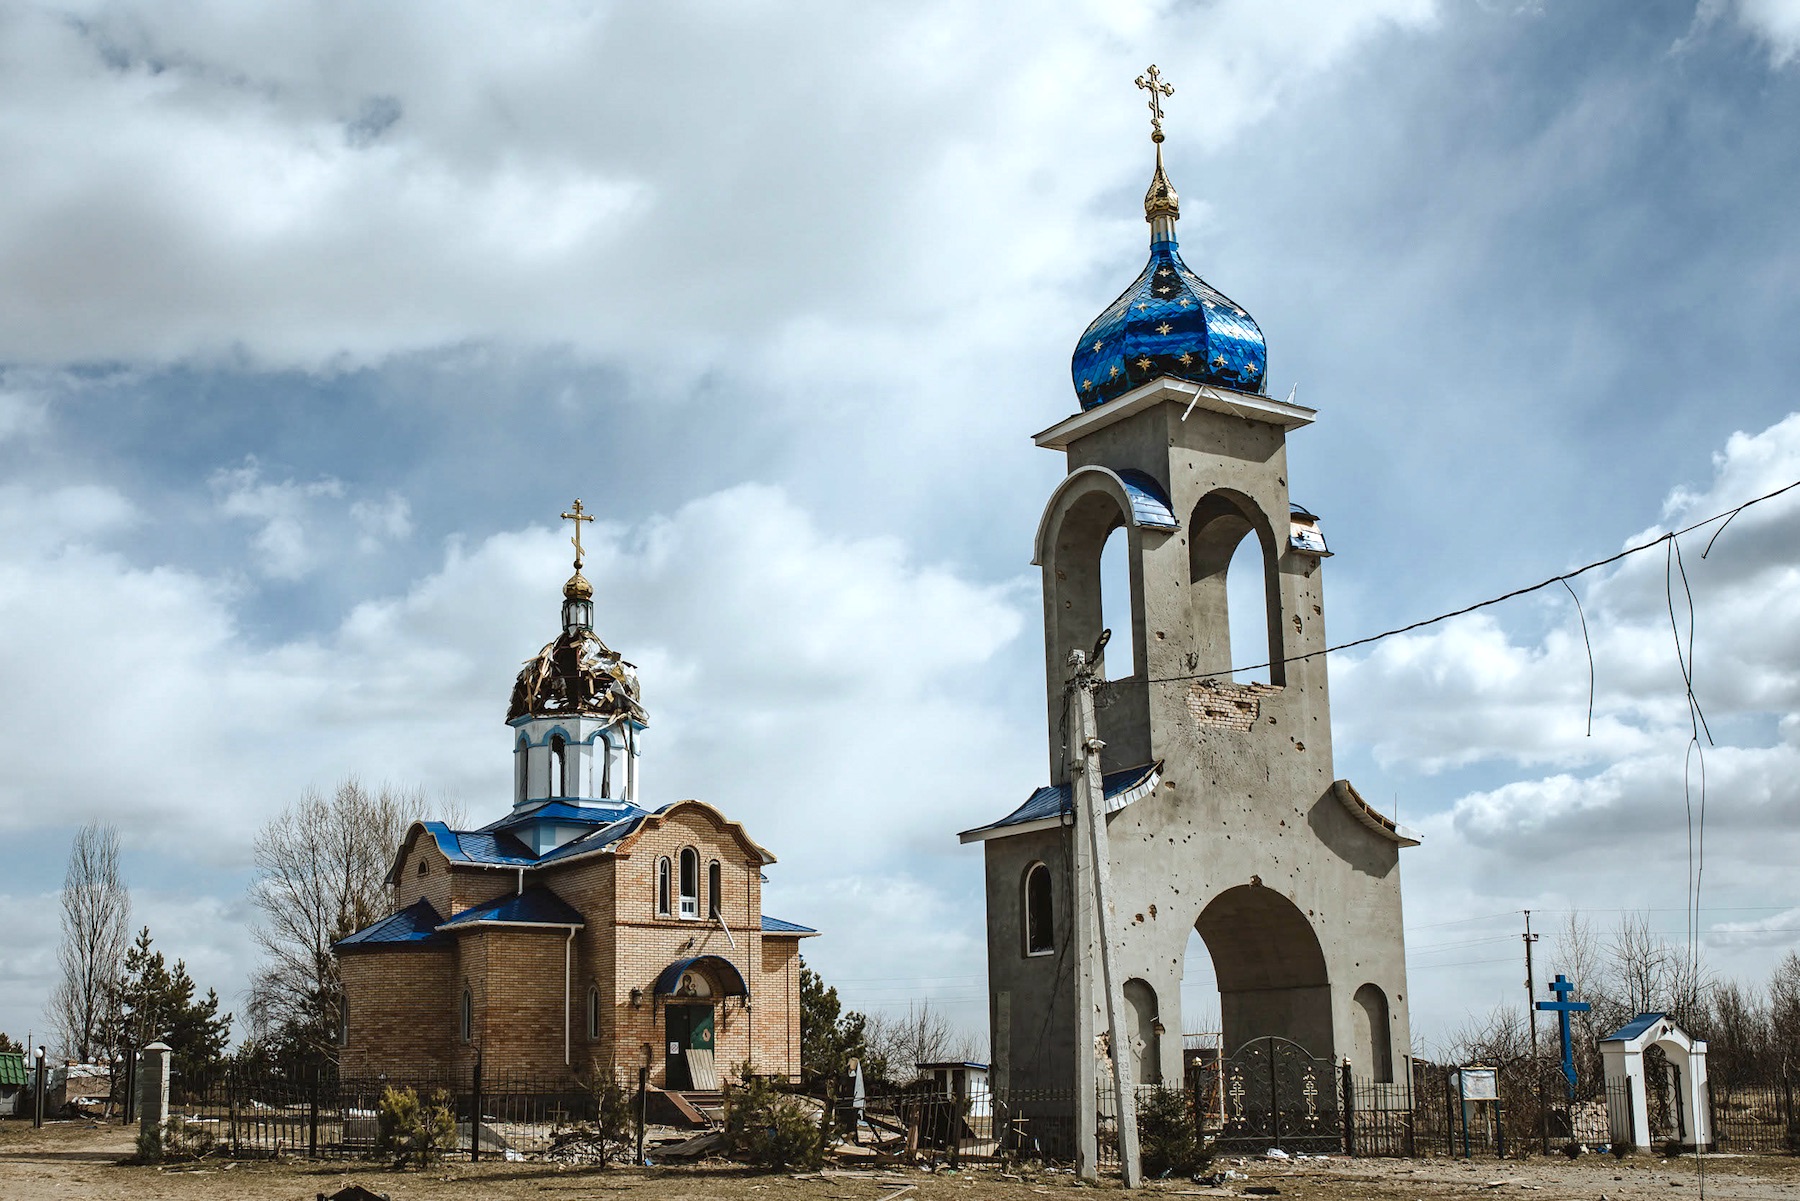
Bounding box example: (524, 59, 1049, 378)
(137, 1042, 172, 1154)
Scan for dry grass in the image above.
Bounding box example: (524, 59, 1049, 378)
(2, 1118, 1797, 1201)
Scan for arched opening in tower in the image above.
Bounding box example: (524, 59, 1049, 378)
(1187, 885, 1333, 1060)
(1188, 490, 1283, 687)
(1100, 525, 1135, 680)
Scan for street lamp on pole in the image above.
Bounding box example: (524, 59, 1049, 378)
(32, 1045, 46, 1129)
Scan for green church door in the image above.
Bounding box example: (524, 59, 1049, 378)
(665, 1003, 714, 1089)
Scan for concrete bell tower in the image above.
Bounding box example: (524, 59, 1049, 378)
(963, 70, 1416, 1114)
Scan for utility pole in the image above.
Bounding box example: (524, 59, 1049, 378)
(1068, 645, 1142, 1187)
(1523, 910, 1544, 1154)
(1523, 911, 1539, 1067)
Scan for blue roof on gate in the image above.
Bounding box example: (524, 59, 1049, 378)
(1601, 1013, 1667, 1043)
(654, 954, 749, 997)
(961, 762, 1162, 839)
(439, 885, 584, 929)
(1117, 469, 1179, 531)
(335, 898, 452, 951)
(760, 914, 818, 936)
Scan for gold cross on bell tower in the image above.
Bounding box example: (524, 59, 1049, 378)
(1135, 64, 1174, 143)
(561, 499, 595, 570)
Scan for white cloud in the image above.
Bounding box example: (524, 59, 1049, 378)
(0, 1, 1440, 373)
(0, 474, 1030, 1038)
(1720, 0, 1800, 64)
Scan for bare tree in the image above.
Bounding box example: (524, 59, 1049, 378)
(862, 1001, 985, 1085)
(48, 822, 131, 1061)
(245, 779, 449, 1060)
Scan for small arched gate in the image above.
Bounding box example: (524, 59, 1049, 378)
(1199, 1036, 1340, 1153)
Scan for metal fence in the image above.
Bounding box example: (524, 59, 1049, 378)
(1710, 1080, 1800, 1154)
(169, 1064, 611, 1160)
(159, 1059, 1800, 1166)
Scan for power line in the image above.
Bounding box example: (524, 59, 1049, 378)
(1142, 476, 1800, 686)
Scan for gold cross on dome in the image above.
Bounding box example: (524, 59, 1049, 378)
(1135, 65, 1174, 143)
(561, 499, 595, 569)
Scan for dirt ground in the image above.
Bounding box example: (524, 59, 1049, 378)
(4, 1119, 1798, 1201)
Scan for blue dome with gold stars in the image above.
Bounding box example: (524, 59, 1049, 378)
(1071, 74, 1266, 410)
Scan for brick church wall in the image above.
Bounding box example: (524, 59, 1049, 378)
(452, 926, 573, 1076)
(339, 949, 453, 1076)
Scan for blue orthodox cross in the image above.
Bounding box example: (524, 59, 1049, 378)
(1535, 973, 1591, 1101)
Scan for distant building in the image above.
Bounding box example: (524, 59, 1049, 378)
(0, 1051, 24, 1116)
(336, 507, 816, 1090)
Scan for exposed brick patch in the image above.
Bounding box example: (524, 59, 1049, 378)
(1187, 679, 1282, 732)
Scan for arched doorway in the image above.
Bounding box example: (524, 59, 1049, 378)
(1190, 885, 1333, 1060)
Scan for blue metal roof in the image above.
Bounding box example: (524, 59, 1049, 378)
(1071, 234, 1266, 409)
(1601, 1013, 1667, 1043)
(422, 821, 537, 867)
(481, 801, 640, 833)
(961, 762, 1162, 840)
(336, 899, 452, 951)
(653, 954, 749, 997)
(1117, 470, 1178, 531)
(534, 811, 649, 864)
(440, 885, 584, 929)
(760, 914, 818, 936)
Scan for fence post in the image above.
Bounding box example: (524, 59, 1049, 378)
(1340, 1060, 1355, 1156)
(470, 1053, 483, 1163)
(1784, 1071, 1797, 1153)
(636, 1065, 648, 1165)
(307, 1069, 319, 1159)
(950, 1071, 964, 1169)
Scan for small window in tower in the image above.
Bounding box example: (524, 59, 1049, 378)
(1024, 862, 1054, 956)
(515, 737, 528, 804)
(656, 857, 672, 917)
(600, 733, 614, 799)
(459, 987, 473, 1043)
(708, 860, 722, 919)
(550, 735, 567, 798)
(679, 848, 699, 920)
(587, 985, 600, 1041)
(417, 858, 428, 877)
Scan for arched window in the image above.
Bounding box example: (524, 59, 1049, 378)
(338, 995, 350, 1047)
(1353, 983, 1394, 1082)
(599, 733, 614, 799)
(459, 987, 473, 1043)
(587, 986, 600, 1041)
(515, 736, 528, 804)
(549, 735, 567, 798)
(656, 857, 672, 917)
(1023, 863, 1054, 956)
(678, 848, 700, 920)
(417, 857, 428, 876)
(708, 860, 723, 919)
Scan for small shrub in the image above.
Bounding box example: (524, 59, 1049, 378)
(1136, 1086, 1211, 1179)
(552, 1072, 636, 1165)
(136, 1115, 217, 1162)
(375, 1084, 458, 1168)
(723, 1067, 825, 1172)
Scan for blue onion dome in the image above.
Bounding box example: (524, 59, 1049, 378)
(1070, 145, 1267, 410)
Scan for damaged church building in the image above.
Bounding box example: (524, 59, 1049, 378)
(960, 69, 1416, 1171)
(334, 507, 816, 1090)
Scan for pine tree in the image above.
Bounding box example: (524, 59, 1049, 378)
(111, 927, 232, 1082)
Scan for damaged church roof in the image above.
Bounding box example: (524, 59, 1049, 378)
(958, 761, 1163, 843)
(507, 621, 647, 725)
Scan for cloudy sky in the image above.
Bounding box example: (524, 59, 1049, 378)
(3, 0, 1799, 1056)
